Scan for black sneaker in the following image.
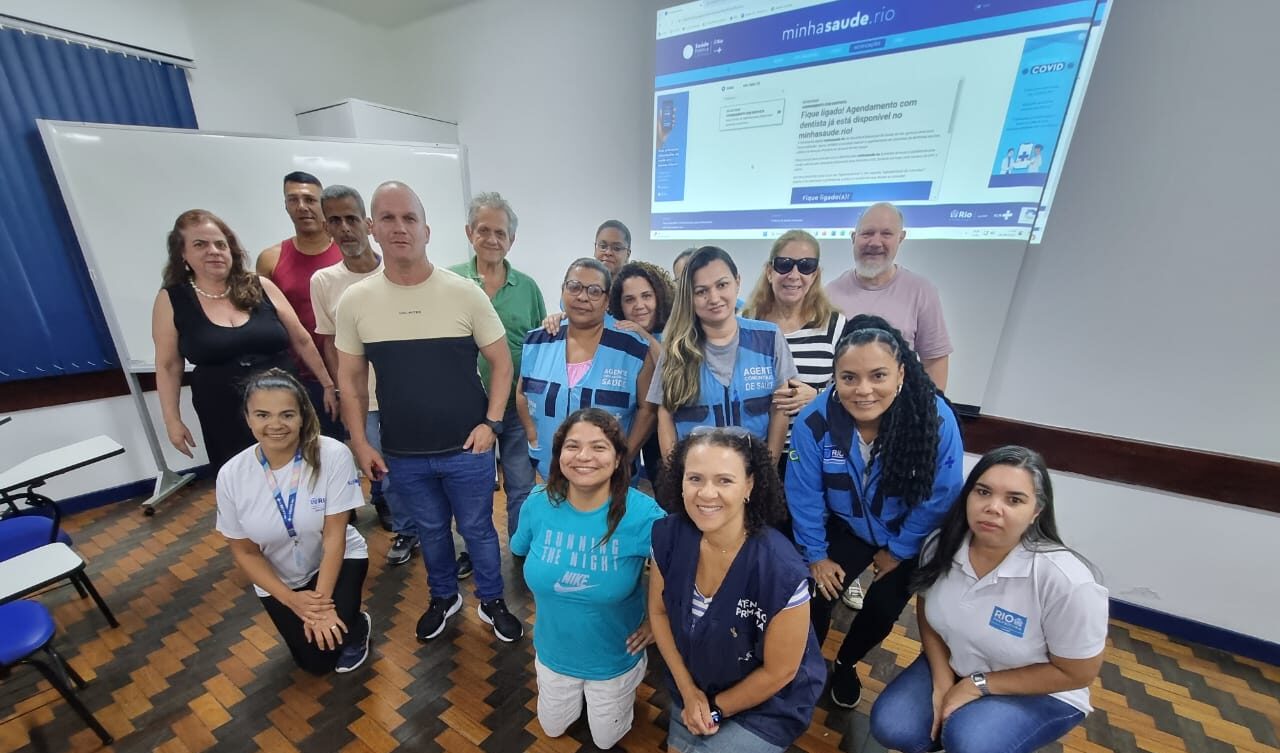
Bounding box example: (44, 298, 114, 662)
(371, 495, 394, 532)
(478, 598, 524, 642)
(417, 594, 463, 641)
(457, 551, 473, 580)
(387, 534, 419, 566)
(830, 660, 862, 708)
(335, 611, 371, 673)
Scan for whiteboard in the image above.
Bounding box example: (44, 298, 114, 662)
(38, 121, 472, 372)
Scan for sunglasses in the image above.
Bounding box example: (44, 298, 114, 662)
(688, 425, 754, 440)
(772, 256, 819, 275)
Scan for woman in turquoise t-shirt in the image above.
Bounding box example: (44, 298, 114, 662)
(511, 408, 666, 749)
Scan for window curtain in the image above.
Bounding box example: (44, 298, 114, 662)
(0, 25, 197, 381)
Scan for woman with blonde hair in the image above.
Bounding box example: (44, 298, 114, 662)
(644, 246, 798, 463)
(743, 230, 846, 478)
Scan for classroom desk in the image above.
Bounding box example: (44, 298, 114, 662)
(0, 542, 118, 627)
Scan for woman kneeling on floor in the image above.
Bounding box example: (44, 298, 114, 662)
(870, 445, 1108, 753)
(649, 427, 826, 753)
(511, 408, 666, 749)
(215, 368, 371, 675)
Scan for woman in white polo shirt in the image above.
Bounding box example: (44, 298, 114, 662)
(870, 445, 1108, 753)
(216, 368, 371, 675)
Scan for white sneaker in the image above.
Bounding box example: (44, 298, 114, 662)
(841, 579, 865, 610)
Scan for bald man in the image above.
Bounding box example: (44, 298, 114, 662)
(334, 181, 524, 645)
(826, 202, 952, 390)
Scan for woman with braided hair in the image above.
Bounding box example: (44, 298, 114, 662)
(784, 314, 964, 709)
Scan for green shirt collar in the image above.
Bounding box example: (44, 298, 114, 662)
(464, 254, 516, 288)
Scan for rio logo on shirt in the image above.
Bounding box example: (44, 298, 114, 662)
(989, 606, 1027, 638)
(822, 445, 846, 463)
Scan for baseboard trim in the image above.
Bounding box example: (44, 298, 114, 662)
(58, 465, 211, 515)
(1110, 599, 1279, 666)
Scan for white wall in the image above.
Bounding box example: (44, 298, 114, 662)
(0, 0, 194, 60)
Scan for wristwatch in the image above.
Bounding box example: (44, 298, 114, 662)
(707, 693, 724, 724)
(970, 672, 990, 696)
(483, 418, 504, 434)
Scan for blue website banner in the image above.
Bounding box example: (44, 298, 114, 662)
(654, 91, 690, 202)
(987, 29, 1088, 188)
(791, 182, 932, 204)
(652, 203, 1039, 231)
(655, 0, 1096, 89)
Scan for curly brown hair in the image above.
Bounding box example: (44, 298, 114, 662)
(655, 429, 790, 535)
(607, 261, 675, 335)
(162, 209, 262, 310)
(544, 408, 633, 546)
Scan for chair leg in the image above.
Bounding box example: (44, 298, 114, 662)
(44, 645, 87, 689)
(72, 572, 119, 628)
(25, 657, 113, 745)
(71, 577, 89, 598)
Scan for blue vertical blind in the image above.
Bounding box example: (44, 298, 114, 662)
(0, 25, 197, 382)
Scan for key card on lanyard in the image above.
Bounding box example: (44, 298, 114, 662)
(259, 447, 305, 570)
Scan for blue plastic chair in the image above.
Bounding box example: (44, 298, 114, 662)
(0, 600, 112, 744)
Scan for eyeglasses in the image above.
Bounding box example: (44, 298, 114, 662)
(772, 256, 819, 275)
(563, 279, 607, 301)
(688, 425, 754, 440)
(595, 241, 630, 254)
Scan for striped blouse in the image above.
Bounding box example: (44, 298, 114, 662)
(784, 311, 846, 391)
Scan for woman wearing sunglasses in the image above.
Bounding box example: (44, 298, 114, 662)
(517, 258, 656, 480)
(646, 246, 799, 464)
(743, 230, 846, 481)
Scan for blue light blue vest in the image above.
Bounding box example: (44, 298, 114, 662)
(671, 317, 780, 440)
(521, 324, 649, 477)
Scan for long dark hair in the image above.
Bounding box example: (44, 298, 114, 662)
(608, 261, 675, 335)
(544, 408, 632, 546)
(241, 368, 322, 472)
(912, 445, 1099, 592)
(163, 209, 263, 310)
(836, 314, 941, 509)
(660, 246, 740, 410)
(655, 430, 789, 536)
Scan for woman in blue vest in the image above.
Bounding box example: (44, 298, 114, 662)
(610, 261, 675, 483)
(645, 247, 798, 464)
(511, 408, 665, 750)
(649, 427, 825, 753)
(785, 314, 965, 709)
(516, 258, 655, 479)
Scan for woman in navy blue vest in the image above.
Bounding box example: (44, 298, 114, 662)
(516, 258, 656, 479)
(645, 247, 799, 464)
(649, 428, 825, 752)
(785, 315, 965, 709)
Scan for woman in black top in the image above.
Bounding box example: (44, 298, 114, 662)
(152, 209, 334, 472)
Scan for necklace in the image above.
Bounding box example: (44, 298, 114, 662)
(190, 280, 229, 299)
(703, 531, 747, 555)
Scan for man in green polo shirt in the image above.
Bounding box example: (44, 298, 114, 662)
(449, 192, 546, 541)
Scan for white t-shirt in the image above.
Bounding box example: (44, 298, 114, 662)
(310, 258, 383, 411)
(216, 436, 368, 597)
(923, 535, 1108, 714)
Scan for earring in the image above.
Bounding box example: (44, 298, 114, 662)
(896, 382, 903, 395)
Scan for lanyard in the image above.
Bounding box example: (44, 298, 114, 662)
(258, 447, 303, 540)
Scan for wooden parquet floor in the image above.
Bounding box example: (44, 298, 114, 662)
(2, 480, 1278, 753)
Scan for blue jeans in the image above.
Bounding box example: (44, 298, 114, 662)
(366, 412, 416, 537)
(384, 449, 504, 602)
(667, 704, 784, 753)
(870, 655, 1085, 753)
(496, 406, 535, 539)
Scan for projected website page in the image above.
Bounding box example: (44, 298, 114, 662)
(651, 0, 1107, 241)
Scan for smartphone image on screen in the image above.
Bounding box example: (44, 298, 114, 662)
(660, 100, 675, 130)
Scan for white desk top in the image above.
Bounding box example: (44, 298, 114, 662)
(0, 435, 124, 495)
(0, 543, 84, 602)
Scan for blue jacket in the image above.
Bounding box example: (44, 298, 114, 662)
(672, 317, 781, 440)
(521, 323, 649, 477)
(785, 390, 964, 563)
(652, 516, 826, 748)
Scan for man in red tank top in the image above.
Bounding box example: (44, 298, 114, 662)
(257, 171, 344, 436)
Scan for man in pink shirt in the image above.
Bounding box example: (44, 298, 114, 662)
(825, 202, 952, 391)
